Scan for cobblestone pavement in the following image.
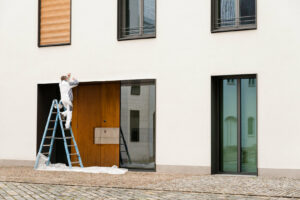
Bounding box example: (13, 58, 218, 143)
(138, 175, 300, 199)
(0, 167, 300, 199)
(0, 182, 295, 200)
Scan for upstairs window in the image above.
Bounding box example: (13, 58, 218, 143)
(131, 85, 141, 95)
(212, 0, 256, 32)
(38, 0, 71, 47)
(118, 0, 156, 40)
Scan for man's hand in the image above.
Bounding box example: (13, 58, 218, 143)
(72, 77, 76, 81)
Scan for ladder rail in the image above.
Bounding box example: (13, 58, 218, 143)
(34, 100, 56, 169)
(46, 112, 59, 165)
(120, 128, 132, 164)
(58, 100, 83, 168)
(70, 129, 83, 168)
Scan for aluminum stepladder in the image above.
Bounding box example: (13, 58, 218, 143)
(34, 99, 83, 169)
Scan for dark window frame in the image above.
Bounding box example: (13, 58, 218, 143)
(211, 74, 258, 175)
(211, 0, 257, 33)
(38, 0, 72, 47)
(117, 0, 156, 41)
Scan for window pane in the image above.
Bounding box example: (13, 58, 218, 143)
(241, 78, 257, 173)
(221, 79, 238, 172)
(120, 81, 156, 169)
(218, 0, 236, 27)
(124, 0, 141, 36)
(130, 110, 140, 142)
(131, 85, 141, 95)
(143, 0, 155, 34)
(239, 0, 256, 25)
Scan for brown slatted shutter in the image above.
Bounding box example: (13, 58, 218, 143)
(39, 0, 71, 47)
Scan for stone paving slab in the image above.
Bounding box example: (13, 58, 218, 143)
(0, 182, 295, 200)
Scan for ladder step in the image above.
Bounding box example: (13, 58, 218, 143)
(43, 144, 51, 147)
(48, 128, 54, 131)
(45, 136, 52, 139)
(55, 137, 72, 139)
(71, 161, 80, 164)
(68, 145, 75, 147)
(42, 152, 49, 155)
(69, 153, 78, 156)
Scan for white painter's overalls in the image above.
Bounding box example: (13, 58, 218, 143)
(59, 80, 79, 129)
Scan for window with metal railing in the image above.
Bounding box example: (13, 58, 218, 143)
(212, 0, 256, 32)
(118, 0, 156, 40)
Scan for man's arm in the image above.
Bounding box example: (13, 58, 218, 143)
(69, 78, 79, 88)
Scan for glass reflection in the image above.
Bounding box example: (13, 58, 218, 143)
(120, 81, 155, 169)
(221, 79, 238, 172)
(219, 0, 236, 27)
(125, 0, 141, 36)
(239, 0, 256, 25)
(241, 78, 257, 173)
(143, 0, 155, 34)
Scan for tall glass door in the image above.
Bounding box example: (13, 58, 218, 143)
(220, 77, 257, 174)
(120, 80, 156, 170)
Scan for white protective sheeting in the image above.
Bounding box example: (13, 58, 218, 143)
(36, 154, 128, 175)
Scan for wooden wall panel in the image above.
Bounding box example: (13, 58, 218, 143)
(99, 82, 120, 167)
(39, 0, 71, 46)
(72, 82, 120, 167)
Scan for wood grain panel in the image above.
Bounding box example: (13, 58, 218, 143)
(100, 82, 121, 128)
(72, 82, 120, 167)
(100, 145, 120, 167)
(39, 0, 71, 46)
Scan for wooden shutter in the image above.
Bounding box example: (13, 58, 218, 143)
(39, 0, 71, 46)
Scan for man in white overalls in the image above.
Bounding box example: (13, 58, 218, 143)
(59, 73, 79, 129)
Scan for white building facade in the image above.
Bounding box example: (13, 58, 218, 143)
(0, 0, 300, 178)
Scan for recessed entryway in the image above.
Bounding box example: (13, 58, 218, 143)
(37, 79, 156, 170)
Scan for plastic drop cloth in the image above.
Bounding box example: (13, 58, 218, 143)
(36, 154, 128, 175)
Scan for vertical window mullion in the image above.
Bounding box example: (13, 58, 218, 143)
(140, 0, 144, 36)
(215, 0, 219, 29)
(122, 0, 126, 37)
(235, 0, 240, 27)
(237, 78, 241, 173)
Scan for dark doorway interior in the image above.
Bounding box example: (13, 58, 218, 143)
(37, 84, 69, 165)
